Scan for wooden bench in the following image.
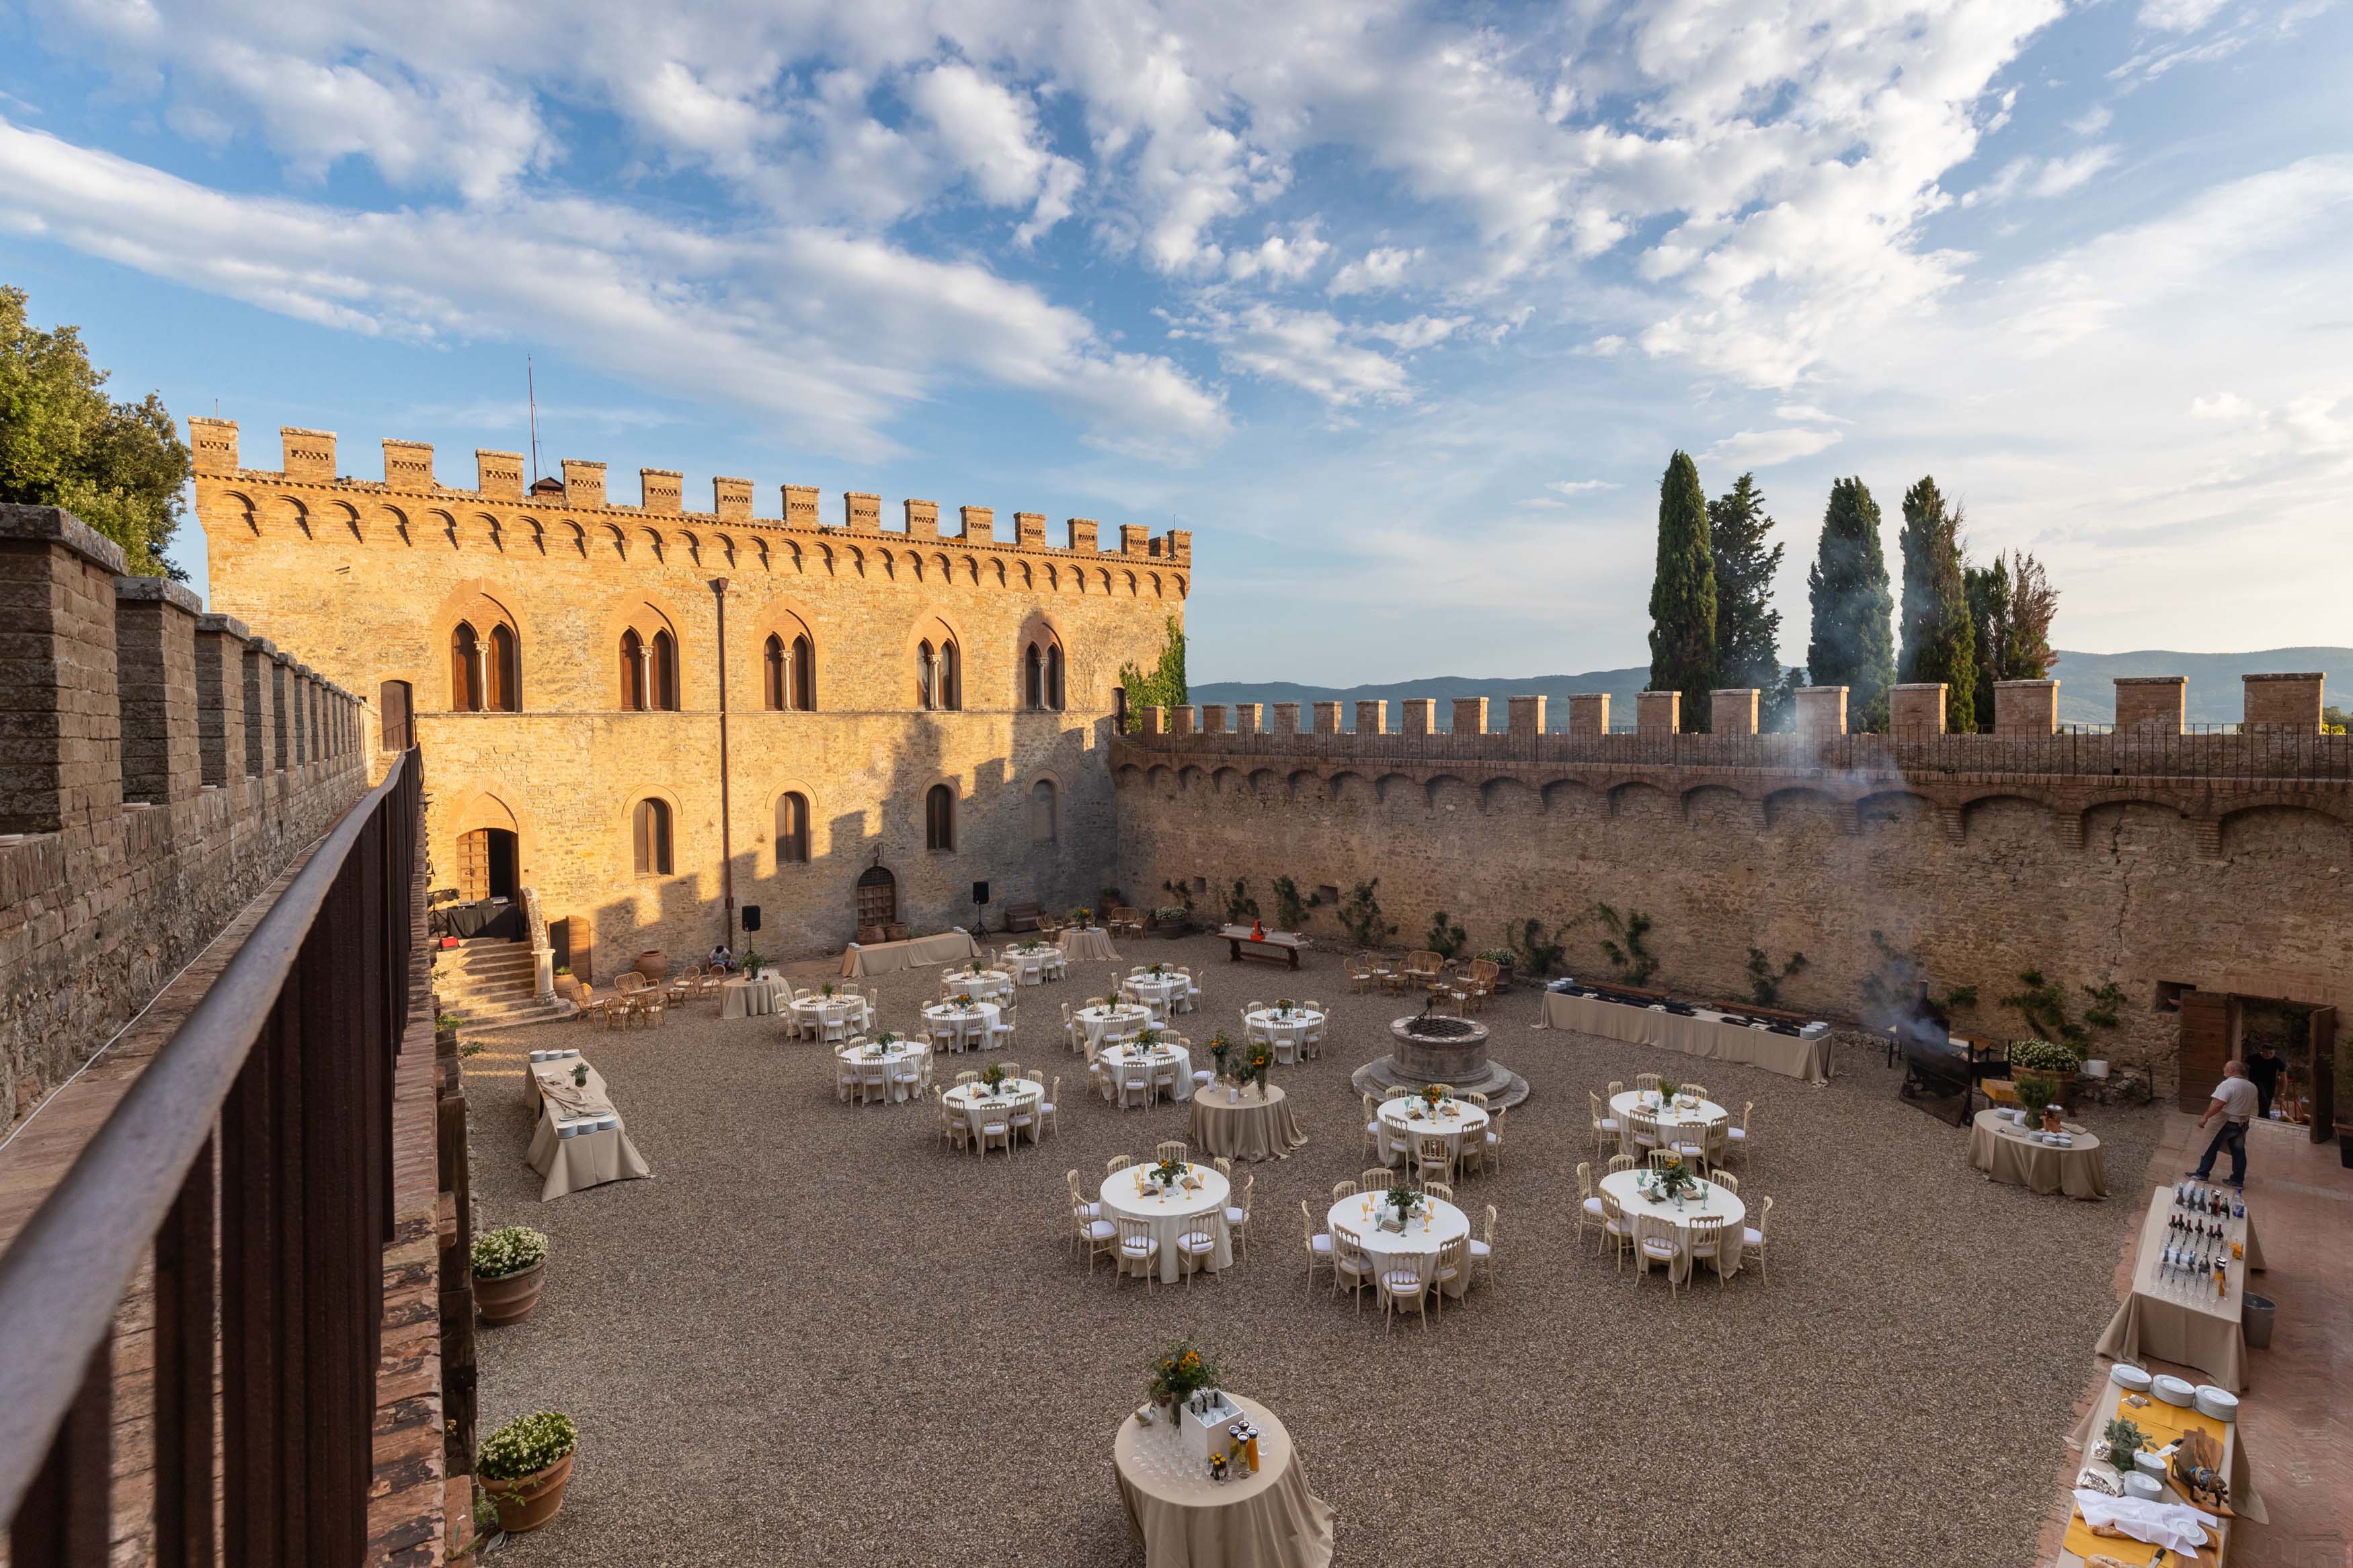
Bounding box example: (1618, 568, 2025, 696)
(1220, 925, 1304, 969)
(1003, 901, 1045, 933)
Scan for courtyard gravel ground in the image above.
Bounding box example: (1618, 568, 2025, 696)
(468, 933, 2160, 1567)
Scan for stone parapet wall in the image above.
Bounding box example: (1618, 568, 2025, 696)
(1111, 723, 2353, 1094)
(0, 503, 367, 1134)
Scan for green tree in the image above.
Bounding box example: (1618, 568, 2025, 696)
(1805, 477, 1896, 731)
(1117, 614, 1188, 729)
(1708, 472, 1784, 698)
(1896, 477, 1978, 733)
(0, 284, 191, 575)
(1964, 554, 2011, 731)
(1964, 549, 2060, 729)
(1646, 450, 1717, 730)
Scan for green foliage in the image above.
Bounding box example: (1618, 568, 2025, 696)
(2101, 1417, 2149, 1471)
(1160, 878, 1196, 915)
(479, 1411, 578, 1482)
(1147, 1338, 1222, 1405)
(1897, 477, 1979, 733)
(1806, 477, 1897, 731)
(1335, 878, 1396, 950)
(2323, 704, 2348, 736)
(1745, 947, 1808, 1006)
(1709, 472, 1786, 697)
(1965, 550, 2061, 730)
(2001, 968, 2122, 1048)
(0, 285, 192, 576)
(1647, 450, 1718, 730)
(1119, 615, 1189, 729)
(1270, 875, 1318, 931)
(2008, 1037, 2086, 1073)
(1424, 910, 1468, 960)
(471, 1225, 549, 1280)
(1591, 903, 1658, 985)
(2015, 1071, 2057, 1123)
(1761, 665, 1805, 733)
(1222, 878, 1259, 925)
(1504, 918, 1566, 978)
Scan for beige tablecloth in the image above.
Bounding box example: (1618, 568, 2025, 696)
(2094, 1188, 2265, 1392)
(1968, 1110, 2108, 1198)
(721, 975, 788, 1018)
(1599, 1169, 1745, 1282)
(1540, 991, 1829, 1083)
(842, 929, 980, 977)
(1328, 1194, 1470, 1298)
(1113, 1393, 1334, 1568)
(524, 1058, 651, 1200)
(1188, 1084, 1308, 1161)
(1375, 1098, 1489, 1166)
(1059, 926, 1120, 963)
(1103, 1164, 1231, 1283)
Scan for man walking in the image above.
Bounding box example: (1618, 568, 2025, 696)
(2188, 1059, 2259, 1189)
(2243, 1043, 2284, 1121)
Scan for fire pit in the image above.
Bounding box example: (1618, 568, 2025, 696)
(1351, 1002, 1529, 1108)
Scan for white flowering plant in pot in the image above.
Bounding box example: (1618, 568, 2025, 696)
(471, 1225, 549, 1280)
(480, 1411, 577, 1481)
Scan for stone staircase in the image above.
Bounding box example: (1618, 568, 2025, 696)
(430, 938, 571, 1032)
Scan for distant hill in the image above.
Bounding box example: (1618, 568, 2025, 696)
(1191, 649, 2350, 730)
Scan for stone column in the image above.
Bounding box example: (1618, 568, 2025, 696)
(269, 652, 293, 770)
(1312, 702, 1342, 735)
(1399, 699, 1435, 737)
(1451, 698, 1488, 736)
(0, 504, 124, 834)
(1232, 704, 1261, 735)
(2114, 677, 2186, 735)
(114, 575, 204, 806)
(1636, 690, 1681, 737)
(1710, 689, 1759, 736)
(1140, 706, 1166, 737)
(1506, 696, 1546, 737)
(1890, 683, 1947, 737)
(1271, 702, 1300, 736)
(242, 637, 275, 778)
(1169, 705, 1197, 736)
(1994, 679, 2058, 737)
(1566, 694, 1609, 738)
(1794, 686, 1848, 741)
(2241, 673, 2323, 733)
(1199, 704, 1228, 735)
(1355, 700, 1388, 735)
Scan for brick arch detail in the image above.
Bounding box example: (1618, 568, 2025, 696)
(437, 780, 545, 891)
(759, 777, 826, 872)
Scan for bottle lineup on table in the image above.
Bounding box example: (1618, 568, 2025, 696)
(2159, 1180, 2247, 1299)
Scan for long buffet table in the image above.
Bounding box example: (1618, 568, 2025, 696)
(1537, 989, 1831, 1084)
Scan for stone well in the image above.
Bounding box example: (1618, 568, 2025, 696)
(1351, 1012, 1529, 1108)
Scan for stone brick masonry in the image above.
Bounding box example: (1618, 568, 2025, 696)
(189, 421, 1189, 981)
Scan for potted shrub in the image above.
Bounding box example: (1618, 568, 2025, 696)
(1477, 948, 1515, 993)
(479, 1411, 578, 1533)
(2008, 1038, 2084, 1108)
(552, 966, 580, 1003)
(2014, 1071, 2057, 1130)
(1153, 904, 1191, 938)
(473, 1225, 549, 1325)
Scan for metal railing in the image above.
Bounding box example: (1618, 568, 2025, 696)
(0, 749, 422, 1567)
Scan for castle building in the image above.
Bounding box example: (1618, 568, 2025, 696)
(188, 419, 1188, 979)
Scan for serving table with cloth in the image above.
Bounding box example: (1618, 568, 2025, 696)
(441, 897, 526, 939)
(2057, 1377, 2265, 1565)
(943, 967, 1014, 1002)
(1243, 1007, 1320, 1061)
(1099, 1041, 1195, 1103)
(1540, 990, 1831, 1084)
(789, 993, 865, 1040)
(1608, 1089, 1726, 1161)
(1000, 944, 1057, 984)
(1375, 1097, 1490, 1169)
(1113, 1393, 1334, 1568)
(1220, 925, 1303, 969)
(924, 1000, 1002, 1052)
(1968, 1110, 2109, 1198)
(1598, 1169, 1745, 1282)
(1122, 972, 1191, 1016)
(1102, 1163, 1232, 1283)
(841, 928, 980, 977)
(1075, 1003, 1153, 1048)
(941, 1077, 1044, 1145)
(523, 1054, 653, 1201)
(720, 974, 789, 1019)
(1187, 1082, 1308, 1161)
(1328, 1192, 1471, 1298)
(836, 1038, 928, 1103)
(2095, 1188, 2267, 1393)
(1058, 925, 1120, 964)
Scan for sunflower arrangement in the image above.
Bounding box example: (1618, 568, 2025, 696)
(1148, 1339, 1222, 1406)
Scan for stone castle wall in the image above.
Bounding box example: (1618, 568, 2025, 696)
(0, 504, 368, 1132)
(189, 421, 1189, 979)
(1112, 692, 2352, 1095)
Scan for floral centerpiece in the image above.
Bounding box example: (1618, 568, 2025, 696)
(1659, 1079, 1681, 1104)
(1148, 1155, 1188, 1188)
(1419, 1083, 1447, 1112)
(1382, 1183, 1425, 1230)
(2100, 1416, 2149, 1472)
(981, 1061, 1010, 1094)
(739, 950, 764, 979)
(1271, 997, 1295, 1018)
(1072, 906, 1094, 927)
(1147, 1338, 1222, 1409)
(1647, 1154, 1701, 1202)
(570, 1061, 590, 1088)
(1136, 1026, 1165, 1053)
(1207, 1032, 1234, 1077)
(952, 992, 976, 1008)
(819, 980, 838, 998)
(472, 1224, 548, 1281)
(869, 1029, 901, 1057)
(966, 958, 988, 976)
(479, 1410, 580, 1532)
(1238, 1040, 1273, 1094)
(1145, 960, 1170, 978)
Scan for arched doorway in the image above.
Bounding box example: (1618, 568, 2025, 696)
(456, 827, 519, 901)
(854, 862, 898, 938)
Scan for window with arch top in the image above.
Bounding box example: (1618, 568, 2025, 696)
(619, 628, 646, 710)
(450, 618, 518, 711)
(651, 629, 679, 710)
(631, 796, 674, 876)
(925, 783, 955, 851)
(918, 636, 961, 712)
(764, 632, 815, 711)
(1029, 778, 1058, 844)
(1024, 634, 1065, 710)
(775, 790, 810, 865)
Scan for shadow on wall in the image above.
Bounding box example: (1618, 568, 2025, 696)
(585, 710, 1111, 977)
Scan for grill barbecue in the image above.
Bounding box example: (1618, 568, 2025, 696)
(1888, 983, 2004, 1126)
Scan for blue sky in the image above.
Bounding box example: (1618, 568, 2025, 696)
(3, 0, 2346, 683)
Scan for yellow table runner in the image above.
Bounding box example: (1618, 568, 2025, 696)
(2061, 1388, 2230, 1565)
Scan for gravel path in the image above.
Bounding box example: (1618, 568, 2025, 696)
(469, 936, 2159, 1567)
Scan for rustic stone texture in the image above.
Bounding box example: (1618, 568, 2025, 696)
(1636, 690, 1680, 737)
(2241, 672, 2322, 732)
(1507, 696, 1544, 737)
(1567, 693, 1608, 737)
(1995, 679, 2058, 737)
(1890, 682, 1946, 735)
(114, 575, 204, 807)
(1710, 689, 1759, 736)
(1794, 685, 1846, 740)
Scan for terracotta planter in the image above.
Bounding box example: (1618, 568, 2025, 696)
(553, 975, 580, 1003)
(483, 1451, 573, 1534)
(475, 1261, 545, 1325)
(1489, 960, 1515, 993)
(633, 950, 666, 983)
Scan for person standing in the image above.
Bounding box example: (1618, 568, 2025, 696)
(2243, 1044, 2284, 1120)
(2188, 1059, 2260, 1189)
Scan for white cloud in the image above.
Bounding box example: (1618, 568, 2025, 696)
(1223, 221, 1330, 283)
(2067, 105, 2115, 136)
(1361, 315, 1465, 352)
(904, 63, 1083, 243)
(1547, 479, 1620, 495)
(2190, 393, 2257, 421)
(1327, 246, 1417, 296)
(2139, 0, 2231, 32)
(1773, 403, 1847, 424)
(1169, 303, 1414, 405)
(1702, 427, 1844, 466)
(1962, 145, 2120, 206)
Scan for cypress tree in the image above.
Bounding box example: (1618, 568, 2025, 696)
(1646, 450, 1717, 730)
(1708, 472, 1784, 695)
(1898, 477, 1977, 733)
(1805, 477, 1896, 731)
(1964, 556, 2010, 731)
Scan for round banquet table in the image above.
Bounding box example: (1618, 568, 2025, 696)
(1075, 1003, 1153, 1048)
(1101, 1163, 1231, 1283)
(1113, 1393, 1335, 1568)
(1099, 1040, 1196, 1102)
(788, 993, 865, 1038)
(1187, 1082, 1308, 1161)
(720, 975, 788, 1019)
(1609, 1089, 1727, 1158)
(1243, 1008, 1321, 1061)
(1598, 1169, 1746, 1281)
(1122, 973, 1190, 1014)
(1000, 946, 1055, 984)
(1375, 1096, 1490, 1167)
(923, 1001, 1002, 1051)
(941, 1077, 1043, 1145)
(834, 1039, 928, 1102)
(1059, 926, 1120, 963)
(1326, 1194, 1472, 1298)
(1968, 1109, 2108, 1199)
(942, 968, 1014, 1001)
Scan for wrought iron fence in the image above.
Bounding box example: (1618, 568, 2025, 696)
(0, 749, 422, 1567)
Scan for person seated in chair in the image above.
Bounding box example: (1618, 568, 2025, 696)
(707, 943, 735, 972)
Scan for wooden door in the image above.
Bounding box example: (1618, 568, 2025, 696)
(854, 867, 896, 932)
(456, 829, 491, 902)
(2176, 991, 2236, 1111)
(2309, 1005, 2338, 1143)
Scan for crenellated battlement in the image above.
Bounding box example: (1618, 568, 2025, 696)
(186, 418, 1193, 590)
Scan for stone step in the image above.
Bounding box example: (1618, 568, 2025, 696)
(457, 999, 578, 1033)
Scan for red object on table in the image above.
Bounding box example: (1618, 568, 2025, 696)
(1251, 919, 1265, 942)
